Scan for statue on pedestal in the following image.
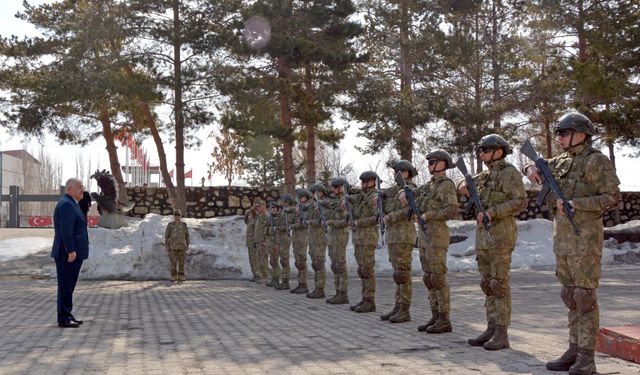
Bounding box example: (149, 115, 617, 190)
(91, 169, 133, 229)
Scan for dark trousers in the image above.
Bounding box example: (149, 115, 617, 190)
(55, 258, 83, 324)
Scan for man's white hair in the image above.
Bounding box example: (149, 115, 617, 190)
(65, 178, 83, 191)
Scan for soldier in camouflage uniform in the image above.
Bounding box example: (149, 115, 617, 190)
(165, 209, 190, 282)
(244, 207, 259, 282)
(265, 201, 281, 287)
(414, 150, 459, 334)
(458, 134, 527, 350)
(525, 112, 620, 375)
(288, 189, 312, 294)
(324, 178, 351, 305)
(349, 171, 380, 313)
(307, 183, 329, 299)
(380, 160, 418, 323)
(274, 194, 296, 290)
(252, 199, 270, 284)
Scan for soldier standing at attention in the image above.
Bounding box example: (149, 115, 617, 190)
(165, 209, 190, 283)
(381, 160, 418, 323)
(525, 113, 620, 375)
(288, 189, 312, 294)
(307, 184, 329, 299)
(274, 194, 295, 290)
(349, 171, 380, 313)
(244, 207, 259, 282)
(265, 201, 281, 287)
(458, 134, 527, 350)
(325, 178, 351, 305)
(413, 150, 459, 334)
(252, 199, 270, 284)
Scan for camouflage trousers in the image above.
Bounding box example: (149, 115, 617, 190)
(255, 242, 270, 283)
(419, 245, 450, 313)
(168, 249, 186, 280)
(556, 253, 601, 350)
(354, 244, 376, 300)
(292, 241, 308, 285)
(268, 240, 280, 283)
(388, 243, 413, 306)
(328, 229, 349, 294)
(276, 235, 291, 281)
(246, 243, 258, 279)
(308, 240, 327, 290)
(477, 246, 513, 326)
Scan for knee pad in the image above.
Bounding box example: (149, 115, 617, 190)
(573, 287, 597, 313)
(423, 272, 434, 289)
(393, 269, 410, 284)
(270, 257, 279, 268)
(561, 286, 577, 310)
(480, 276, 493, 296)
(362, 266, 374, 279)
(431, 273, 447, 290)
(295, 260, 306, 271)
(490, 278, 509, 299)
(279, 257, 288, 268)
(312, 259, 324, 271)
(335, 262, 347, 275)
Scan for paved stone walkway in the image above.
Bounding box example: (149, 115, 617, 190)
(1, 265, 639, 375)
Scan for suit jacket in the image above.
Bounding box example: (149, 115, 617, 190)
(51, 194, 90, 260)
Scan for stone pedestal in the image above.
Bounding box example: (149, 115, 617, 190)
(98, 213, 129, 229)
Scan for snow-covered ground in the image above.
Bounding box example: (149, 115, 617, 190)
(0, 215, 638, 280)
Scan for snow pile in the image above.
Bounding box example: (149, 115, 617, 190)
(1, 215, 638, 280)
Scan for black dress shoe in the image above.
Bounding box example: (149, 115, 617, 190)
(72, 319, 83, 325)
(58, 320, 80, 328)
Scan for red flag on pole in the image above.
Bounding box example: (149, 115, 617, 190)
(184, 169, 192, 178)
(169, 169, 174, 178)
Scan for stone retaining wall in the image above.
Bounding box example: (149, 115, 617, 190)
(127, 187, 640, 226)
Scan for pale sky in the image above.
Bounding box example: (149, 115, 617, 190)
(0, 0, 638, 192)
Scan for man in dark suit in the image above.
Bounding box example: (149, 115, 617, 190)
(52, 178, 90, 328)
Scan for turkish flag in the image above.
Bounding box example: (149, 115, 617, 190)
(28, 216, 53, 227)
(169, 169, 174, 178)
(184, 169, 192, 178)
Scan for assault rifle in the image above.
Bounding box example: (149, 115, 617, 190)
(314, 192, 329, 235)
(376, 178, 386, 245)
(267, 201, 276, 235)
(343, 183, 356, 232)
(455, 158, 491, 232)
(395, 171, 428, 239)
(282, 204, 291, 237)
(295, 195, 308, 228)
(521, 139, 581, 235)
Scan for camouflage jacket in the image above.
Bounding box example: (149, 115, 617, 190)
(351, 187, 379, 246)
(307, 198, 327, 245)
(273, 209, 294, 244)
(287, 204, 310, 244)
(416, 175, 458, 249)
(532, 144, 620, 256)
(323, 195, 349, 230)
(165, 221, 190, 251)
(473, 159, 527, 250)
(244, 210, 256, 247)
(254, 212, 270, 245)
(383, 183, 417, 245)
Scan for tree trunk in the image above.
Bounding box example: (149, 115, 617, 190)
(123, 65, 177, 204)
(607, 140, 616, 170)
(172, 0, 187, 213)
(474, 11, 483, 173)
(278, 57, 295, 192)
(491, 0, 501, 130)
(544, 114, 552, 158)
(99, 109, 130, 209)
(398, 0, 413, 162)
(304, 65, 316, 184)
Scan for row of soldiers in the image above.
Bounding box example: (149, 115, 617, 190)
(243, 112, 620, 375)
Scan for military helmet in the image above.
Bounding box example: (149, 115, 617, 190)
(279, 193, 294, 206)
(478, 134, 512, 155)
(392, 159, 418, 178)
(173, 208, 183, 216)
(295, 188, 312, 200)
(253, 198, 265, 207)
(359, 170, 379, 181)
(425, 149, 454, 169)
(267, 200, 280, 209)
(330, 177, 348, 188)
(554, 112, 596, 136)
(309, 183, 328, 195)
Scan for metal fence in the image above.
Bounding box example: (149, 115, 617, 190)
(0, 185, 65, 228)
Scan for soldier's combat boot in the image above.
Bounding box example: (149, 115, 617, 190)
(468, 319, 495, 346)
(380, 303, 399, 321)
(326, 293, 339, 304)
(568, 348, 596, 375)
(275, 279, 290, 290)
(306, 288, 325, 299)
(426, 312, 452, 334)
(417, 310, 439, 332)
(546, 343, 578, 371)
(350, 300, 364, 311)
(329, 291, 349, 305)
(483, 324, 509, 350)
(355, 299, 376, 313)
(389, 304, 411, 323)
(291, 283, 308, 294)
(266, 277, 277, 287)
